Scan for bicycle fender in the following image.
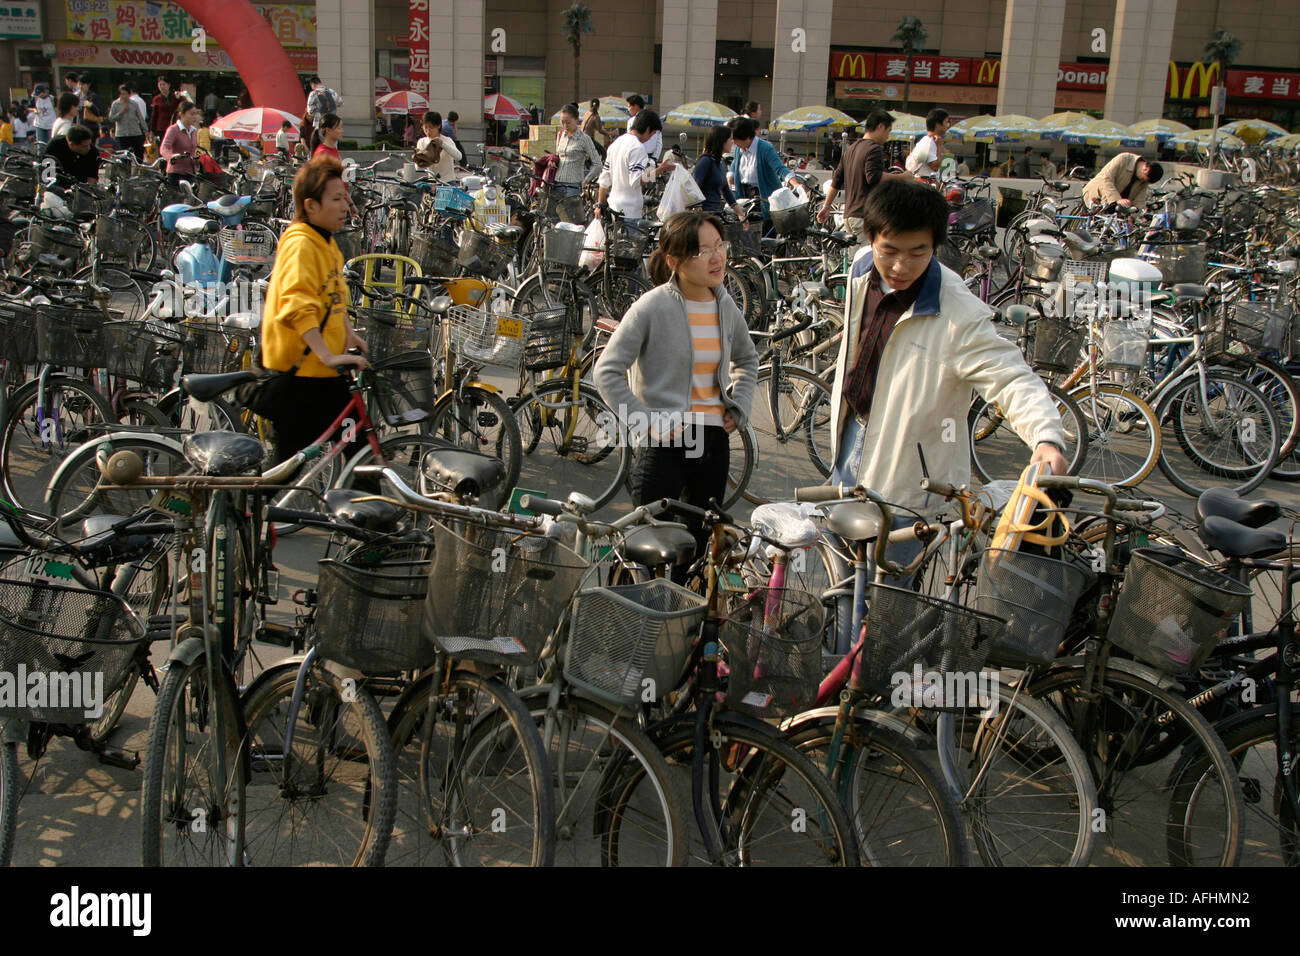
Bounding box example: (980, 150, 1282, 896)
(1046, 654, 1184, 691)
(1208, 701, 1278, 738)
(778, 706, 932, 748)
(320, 658, 364, 685)
(44, 432, 185, 508)
(167, 636, 208, 667)
(238, 655, 307, 705)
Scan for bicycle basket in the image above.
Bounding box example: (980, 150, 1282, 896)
(119, 175, 161, 213)
(1108, 548, 1251, 676)
(70, 184, 111, 220)
(0, 169, 36, 203)
(371, 351, 436, 416)
(770, 202, 812, 237)
(949, 198, 995, 237)
(1026, 241, 1064, 282)
(1210, 301, 1288, 360)
(974, 549, 1091, 666)
(861, 584, 1003, 700)
(1101, 319, 1149, 371)
(93, 214, 130, 249)
(1150, 243, 1207, 285)
(1060, 258, 1108, 287)
(220, 225, 275, 268)
(352, 306, 432, 363)
(1031, 314, 1083, 373)
(457, 229, 513, 280)
(564, 580, 707, 707)
(447, 304, 529, 371)
(410, 231, 459, 277)
(722, 217, 759, 255)
(102, 320, 183, 388)
(183, 320, 249, 374)
(422, 521, 587, 666)
(605, 218, 650, 265)
(25, 220, 83, 272)
(433, 185, 476, 217)
(315, 559, 436, 674)
(36, 306, 106, 368)
(542, 223, 586, 268)
(522, 307, 572, 372)
(721, 587, 823, 718)
(0, 301, 38, 366)
(0, 576, 146, 723)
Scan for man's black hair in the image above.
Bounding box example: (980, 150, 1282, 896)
(1023, 146, 1033, 154)
(65, 125, 93, 145)
(1041, 150, 1052, 159)
(925, 108, 949, 132)
(860, 178, 949, 247)
(65, 72, 78, 84)
(863, 109, 894, 132)
(1144, 160, 1164, 182)
(744, 100, 760, 114)
(626, 94, 645, 109)
(447, 111, 458, 122)
(630, 108, 662, 134)
(731, 116, 757, 141)
(308, 75, 322, 85)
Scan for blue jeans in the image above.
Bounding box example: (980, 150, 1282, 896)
(35, 127, 50, 145)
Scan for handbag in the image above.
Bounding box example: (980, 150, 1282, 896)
(234, 311, 330, 416)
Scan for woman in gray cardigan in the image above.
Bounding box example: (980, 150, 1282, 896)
(594, 210, 758, 548)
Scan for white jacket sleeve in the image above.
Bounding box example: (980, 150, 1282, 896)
(441, 135, 462, 162)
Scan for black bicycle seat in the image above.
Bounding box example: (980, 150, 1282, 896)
(1171, 283, 1209, 301)
(421, 444, 506, 507)
(978, 243, 1002, 260)
(1195, 486, 1280, 528)
(181, 431, 265, 477)
(616, 524, 697, 569)
(1047, 180, 1071, 192)
(1197, 514, 1286, 559)
(181, 370, 257, 402)
(322, 489, 402, 533)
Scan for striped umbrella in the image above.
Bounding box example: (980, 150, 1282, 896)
(551, 96, 629, 126)
(769, 105, 857, 132)
(1128, 118, 1192, 144)
(947, 114, 1044, 143)
(1171, 127, 1246, 150)
(1220, 119, 1290, 144)
(376, 90, 429, 115)
(1268, 132, 1300, 149)
(1058, 118, 1145, 148)
(1039, 111, 1094, 139)
(374, 76, 406, 97)
(211, 107, 300, 142)
(887, 111, 927, 142)
(663, 101, 737, 128)
(483, 93, 527, 121)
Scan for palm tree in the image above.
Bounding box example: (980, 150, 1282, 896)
(1202, 29, 1241, 168)
(561, 3, 594, 104)
(892, 16, 928, 113)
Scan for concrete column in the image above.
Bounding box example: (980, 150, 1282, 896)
(770, 0, 833, 120)
(1104, 0, 1178, 125)
(660, 0, 719, 112)
(315, 0, 375, 143)
(428, 0, 485, 162)
(996, 0, 1067, 118)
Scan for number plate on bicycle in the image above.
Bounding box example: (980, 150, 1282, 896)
(149, 490, 195, 516)
(496, 318, 523, 339)
(22, 553, 74, 583)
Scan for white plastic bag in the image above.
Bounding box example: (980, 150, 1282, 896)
(656, 166, 706, 222)
(579, 217, 605, 270)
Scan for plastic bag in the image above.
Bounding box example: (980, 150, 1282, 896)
(656, 166, 707, 222)
(579, 217, 605, 270)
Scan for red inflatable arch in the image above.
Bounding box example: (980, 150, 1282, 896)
(176, 0, 307, 114)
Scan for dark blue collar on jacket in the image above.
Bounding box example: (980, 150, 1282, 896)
(851, 250, 942, 316)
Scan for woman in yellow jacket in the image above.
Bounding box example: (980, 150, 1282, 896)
(260, 156, 367, 463)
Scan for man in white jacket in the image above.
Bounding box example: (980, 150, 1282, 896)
(829, 179, 1066, 558)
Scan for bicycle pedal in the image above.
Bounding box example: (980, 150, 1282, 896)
(477, 411, 500, 428)
(97, 748, 140, 771)
(256, 622, 298, 647)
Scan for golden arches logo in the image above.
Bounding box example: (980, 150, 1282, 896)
(1168, 60, 1220, 98)
(976, 60, 1000, 85)
(836, 53, 870, 80)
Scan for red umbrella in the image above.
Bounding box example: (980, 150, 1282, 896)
(376, 90, 429, 115)
(484, 93, 526, 121)
(211, 107, 300, 142)
(374, 76, 406, 97)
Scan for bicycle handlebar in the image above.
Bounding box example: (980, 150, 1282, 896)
(794, 484, 902, 575)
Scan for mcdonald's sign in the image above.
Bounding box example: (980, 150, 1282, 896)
(830, 51, 875, 80)
(974, 59, 1000, 86)
(1166, 60, 1220, 99)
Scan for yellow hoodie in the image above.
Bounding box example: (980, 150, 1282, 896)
(260, 222, 349, 377)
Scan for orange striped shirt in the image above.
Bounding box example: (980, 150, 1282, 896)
(688, 300, 724, 427)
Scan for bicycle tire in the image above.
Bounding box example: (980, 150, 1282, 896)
(240, 662, 397, 866)
(598, 269, 651, 323)
(0, 740, 17, 866)
(1, 375, 116, 514)
(118, 395, 171, 430)
(387, 671, 556, 867)
(74, 264, 147, 320)
(1158, 371, 1280, 496)
(649, 713, 860, 866)
(783, 715, 969, 866)
(1028, 663, 1243, 866)
(724, 422, 757, 510)
(86, 664, 143, 748)
(743, 365, 834, 505)
(1066, 382, 1161, 487)
(969, 381, 1088, 484)
(335, 431, 443, 495)
(155, 390, 244, 434)
(140, 652, 247, 866)
(513, 379, 629, 512)
(425, 384, 522, 493)
(44, 434, 189, 527)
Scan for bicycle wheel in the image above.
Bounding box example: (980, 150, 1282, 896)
(0, 740, 16, 866)
(1029, 663, 1243, 866)
(140, 652, 247, 866)
(518, 688, 685, 867)
(426, 384, 522, 493)
(44, 434, 188, 527)
(155, 390, 244, 434)
(1, 375, 115, 514)
(723, 422, 757, 510)
(387, 671, 555, 867)
(969, 382, 1087, 484)
(74, 265, 147, 320)
(513, 380, 629, 512)
(743, 365, 834, 505)
(1066, 383, 1161, 487)
(651, 713, 859, 866)
(598, 269, 651, 322)
(1158, 371, 1280, 496)
(1240, 357, 1300, 480)
(723, 266, 753, 326)
(118, 395, 170, 429)
(240, 662, 397, 866)
(784, 714, 968, 866)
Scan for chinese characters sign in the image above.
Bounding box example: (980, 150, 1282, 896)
(66, 1, 315, 47)
(1227, 70, 1298, 100)
(408, 0, 429, 97)
(0, 5, 39, 38)
(55, 40, 316, 72)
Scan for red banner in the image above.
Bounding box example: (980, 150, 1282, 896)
(1056, 62, 1108, 91)
(829, 52, 875, 80)
(1227, 69, 1300, 100)
(407, 0, 429, 97)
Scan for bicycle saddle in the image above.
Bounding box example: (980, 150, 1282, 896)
(485, 222, 523, 242)
(760, 237, 784, 253)
(1170, 283, 1209, 301)
(1195, 486, 1280, 528)
(208, 194, 252, 215)
(181, 431, 265, 477)
(428, 295, 454, 316)
(420, 443, 507, 508)
(821, 502, 880, 542)
(616, 524, 697, 569)
(1046, 180, 1071, 192)
(1021, 218, 1060, 237)
(1197, 514, 1286, 559)
(181, 370, 256, 402)
(977, 243, 1002, 260)
(175, 215, 218, 238)
(751, 502, 819, 550)
(1062, 231, 1100, 257)
(222, 312, 262, 332)
(322, 489, 402, 533)
(796, 281, 830, 300)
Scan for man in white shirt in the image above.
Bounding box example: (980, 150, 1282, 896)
(904, 109, 950, 180)
(624, 94, 661, 162)
(31, 84, 55, 144)
(599, 109, 674, 219)
(416, 111, 462, 179)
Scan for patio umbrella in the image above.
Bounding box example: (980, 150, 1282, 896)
(1128, 118, 1192, 144)
(1220, 119, 1290, 144)
(947, 114, 1044, 143)
(484, 93, 526, 121)
(374, 76, 406, 97)
(551, 96, 629, 126)
(211, 107, 300, 142)
(376, 90, 429, 115)
(1058, 118, 1145, 148)
(886, 111, 926, 142)
(1038, 112, 1094, 139)
(663, 101, 737, 127)
(1171, 127, 1246, 150)
(1268, 132, 1300, 149)
(769, 105, 857, 132)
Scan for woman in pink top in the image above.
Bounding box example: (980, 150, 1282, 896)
(160, 99, 201, 185)
(310, 113, 343, 160)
